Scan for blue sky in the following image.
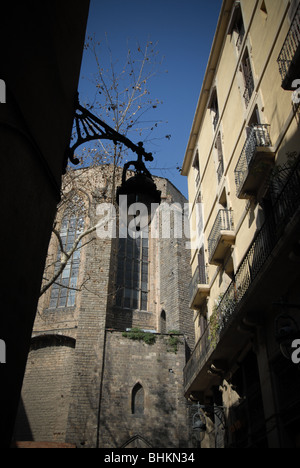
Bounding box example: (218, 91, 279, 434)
(79, 0, 222, 197)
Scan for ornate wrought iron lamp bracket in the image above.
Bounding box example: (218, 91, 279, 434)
(64, 93, 153, 172)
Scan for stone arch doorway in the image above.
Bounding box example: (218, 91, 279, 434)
(121, 435, 152, 448)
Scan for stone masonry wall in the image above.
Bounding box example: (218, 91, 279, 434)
(156, 179, 194, 350)
(65, 235, 114, 448)
(14, 336, 75, 443)
(98, 331, 193, 448)
(14, 167, 195, 447)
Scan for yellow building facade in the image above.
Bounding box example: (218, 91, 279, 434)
(182, 0, 300, 448)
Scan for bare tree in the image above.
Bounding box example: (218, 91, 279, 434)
(82, 35, 166, 157)
(39, 36, 165, 300)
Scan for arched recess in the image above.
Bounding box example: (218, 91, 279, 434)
(30, 334, 76, 351)
(160, 310, 166, 334)
(131, 383, 144, 416)
(14, 333, 76, 443)
(121, 434, 152, 448)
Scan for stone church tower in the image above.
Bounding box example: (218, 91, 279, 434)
(14, 165, 195, 448)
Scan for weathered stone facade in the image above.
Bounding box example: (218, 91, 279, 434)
(14, 166, 195, 448)
(98, 332, 190, 448)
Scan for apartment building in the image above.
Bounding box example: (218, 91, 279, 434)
(182, 0, 300, 448)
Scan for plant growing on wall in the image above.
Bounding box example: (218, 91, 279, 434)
(167, 331, 182, 354)
(209, 292, 236, 349)
(209, 307, 221, 351)
(122, 328, 156, 345)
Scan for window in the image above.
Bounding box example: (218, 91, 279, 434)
(199, 310, 208, 339)
(49, 199, 85, 309)
(198, 247, 208, 285)
(234, 11, 245, 52)
(208, 88, 219, 131)
(196, 198, 204, 236)
(193, 151, 201, 187)
(132, 383, 144, 416)
(246, 106, 261, 140)
(228, 2, 245, 53)
(260, 0, 268, 18)
(241, 50, 255, 107)
(116, 233, 149, 311)
(197, 303, 208, 344)
(160, 310, 166, 334)
(215, 132, 224, 184)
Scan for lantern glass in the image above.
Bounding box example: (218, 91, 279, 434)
(192, 411, 206, 433)
(117, 173, 161, 232)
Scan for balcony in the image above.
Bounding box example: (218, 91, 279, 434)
(234, 124, 274, 199)
(184, 158, 300, 396)
(277, 3, 300, 90)
(189, 267, 210, 310)
(208, 210, 235, 266)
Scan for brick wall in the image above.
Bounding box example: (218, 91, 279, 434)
(65, 236, 113, 448)
(14, 335, 75, 443)
(14, 167, 195, 447)
(98, 331, 192, 448)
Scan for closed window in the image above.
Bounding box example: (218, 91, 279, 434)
(228, 2, 245, 53)
(193, 151, 201, 187)
(215, 132, 224, 184)
(49, 199, 84, 309)
(241, 49, 255, 107)
(208, 88, 220, 131)
(116, 233, 149, 311)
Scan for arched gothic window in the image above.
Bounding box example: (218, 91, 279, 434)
(132, 383, 144, 416)
(49, 195, 85, 309)
(122, 435, 152, 448)
(160, 310, 166, 334)
(116, 233, 149, 311)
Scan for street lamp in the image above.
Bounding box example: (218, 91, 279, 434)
(116, 148, 161, 232)
(192, 404, 207, 433)
(66, 94, 161, 230)
(191, 403, 226, 434)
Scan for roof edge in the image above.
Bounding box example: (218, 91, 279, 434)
(181, 0, 235, 176)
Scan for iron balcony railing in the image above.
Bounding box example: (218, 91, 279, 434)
(234, 124, 272, 196)
(277, 3, 300, 87)
(243, 71, 255, 107)
(184, 158, 300, 390)
(208, 210, 234, 262)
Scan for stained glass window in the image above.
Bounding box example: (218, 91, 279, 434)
(116, 234, 149, 311)
(49, 199, 84, 309)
